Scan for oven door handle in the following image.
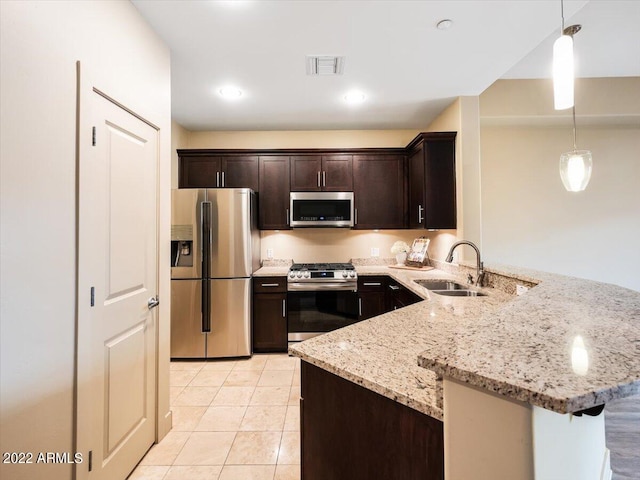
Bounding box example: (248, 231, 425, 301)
(288, 282, 357, 292)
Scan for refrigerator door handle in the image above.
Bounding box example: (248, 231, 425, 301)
(201, 200, 212, 333)
(202, 279, 211, 332)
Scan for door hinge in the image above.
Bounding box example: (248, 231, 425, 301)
(90, 287, 95, 307)
(88, 450, 92, 472)
(92, 126, 96, 146)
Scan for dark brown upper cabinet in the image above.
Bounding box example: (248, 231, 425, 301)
(177, 132, 455, 231)
(290, 155, 353, 191)
(406, 132, 457, 230)
(258, 156, 290, 230)
(178, 152, 259, 191)
(352, 154, 406, 229)
(178, 155, 219, 188)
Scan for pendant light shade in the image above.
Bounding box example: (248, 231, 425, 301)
(553, 35, 574, 110)
(559, 149, 592, 192)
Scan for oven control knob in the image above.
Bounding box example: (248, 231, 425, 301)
(288, 272, 295, 279)
(296, 272, 302, 278)
(303, 271, 310, 278)
(342, 270, 348, 278)
(348, 271, 356, 278)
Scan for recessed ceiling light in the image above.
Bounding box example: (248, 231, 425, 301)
(437, 19, 453, 30)
(218, 86, 243, 99)
(344, 90, 366, 104)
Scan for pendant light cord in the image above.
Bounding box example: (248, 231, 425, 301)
(572, 106, 577, 151)
(561, 0, 565, 32)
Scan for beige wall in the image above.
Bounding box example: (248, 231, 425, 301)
(172, 120, 189, 188)
(261, 229, 457, 265)
(480, 78, 640, 291)
(187, 129, 421, 149)
(0, 2, 171, 479)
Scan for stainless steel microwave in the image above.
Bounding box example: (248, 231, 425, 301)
(289, 192, 354, 228)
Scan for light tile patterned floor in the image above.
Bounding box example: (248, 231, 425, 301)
(128, 354, 301, 480)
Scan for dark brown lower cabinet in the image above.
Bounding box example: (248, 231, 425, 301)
(357, 276, 388, 320)
(252, 277, 288, 352)
(388, 279, 422, 310)
(301, 361, 444, 480)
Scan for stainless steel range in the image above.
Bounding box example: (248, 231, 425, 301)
(287, 262, 357, 291)
(287, 263, 359, 342)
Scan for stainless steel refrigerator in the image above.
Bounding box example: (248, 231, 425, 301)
(171, 188, 259, 358)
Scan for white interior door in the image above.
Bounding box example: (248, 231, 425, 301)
(77, 84, 159, 479)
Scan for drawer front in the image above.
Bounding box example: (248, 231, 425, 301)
(253, 276, 287, 293)
(358, 276, 387, 292)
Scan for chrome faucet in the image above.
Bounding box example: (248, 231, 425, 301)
(445, 240, 485, 287)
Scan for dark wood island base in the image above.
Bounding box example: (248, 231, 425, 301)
(301, 361, 444, 480)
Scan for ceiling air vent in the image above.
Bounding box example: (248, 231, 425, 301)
(306, 56, 345, 75)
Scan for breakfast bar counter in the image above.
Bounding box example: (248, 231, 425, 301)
(287, 260, 640, 480)
(289, 261, 640, 416)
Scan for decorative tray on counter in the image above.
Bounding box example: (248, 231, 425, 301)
(388, 264, 434, 271)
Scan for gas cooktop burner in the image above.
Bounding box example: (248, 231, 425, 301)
(290, 262, 355, 271)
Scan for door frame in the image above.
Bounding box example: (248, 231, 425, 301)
(74, 61, 164, 479)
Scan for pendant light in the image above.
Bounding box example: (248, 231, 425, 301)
(553, 0, 575, 110)
(559, 106, 592, 192)
(552, 1, 592, 193)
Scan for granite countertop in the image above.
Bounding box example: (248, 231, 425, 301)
(253, 259, 291, 277)
(287, 261, 640, 418)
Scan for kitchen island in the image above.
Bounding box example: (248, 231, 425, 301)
(288, 261, 640, 480)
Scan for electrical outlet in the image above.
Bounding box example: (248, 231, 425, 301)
(266, 248, 274, 259)
(371, 247, 380, 257)
(516, 284, 529, 296)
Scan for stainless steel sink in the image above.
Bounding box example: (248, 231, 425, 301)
(414, 280, 468, 291)
(432, 290, 486, 297)
(414, 279, 487, 297)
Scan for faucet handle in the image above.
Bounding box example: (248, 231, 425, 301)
(467, 273, 474, 284)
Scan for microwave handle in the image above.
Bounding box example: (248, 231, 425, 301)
(286, 209, 289, 226)
(354, 208, 358, 225)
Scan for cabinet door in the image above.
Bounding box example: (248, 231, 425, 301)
(221, 155, 259, 191)
(353, 154, 406, 229)
(179, 156, 221, 188)
(259, 156, 291, 229)
(424, 136, 456, 229)
(388, 280, 421, 310)
(408, 145, 425, 229)
(290, 156, 322, 191)
(358, 292, 387, 320)
(253, 293, 288, 352)
(358, 276, 388, 320)
(322, 155, 353, 191)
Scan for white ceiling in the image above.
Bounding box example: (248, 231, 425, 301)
(132, 0, 640, 131)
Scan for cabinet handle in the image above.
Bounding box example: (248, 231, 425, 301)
(418, 204, 424, 224)
(363, 282, 381, 286)
(216, 171, 220, 188)
(322, 171, 326, 187)
(389, 285, 400, 291)
(317, 171, 321, 188)
(286, 209, 289, 226)
(354, 208, 358, 225)
(222, 171, 225, 187)
(260, 283, 280, 287)
(282, 299, 286, 318)
(358, 297, 362, 317)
